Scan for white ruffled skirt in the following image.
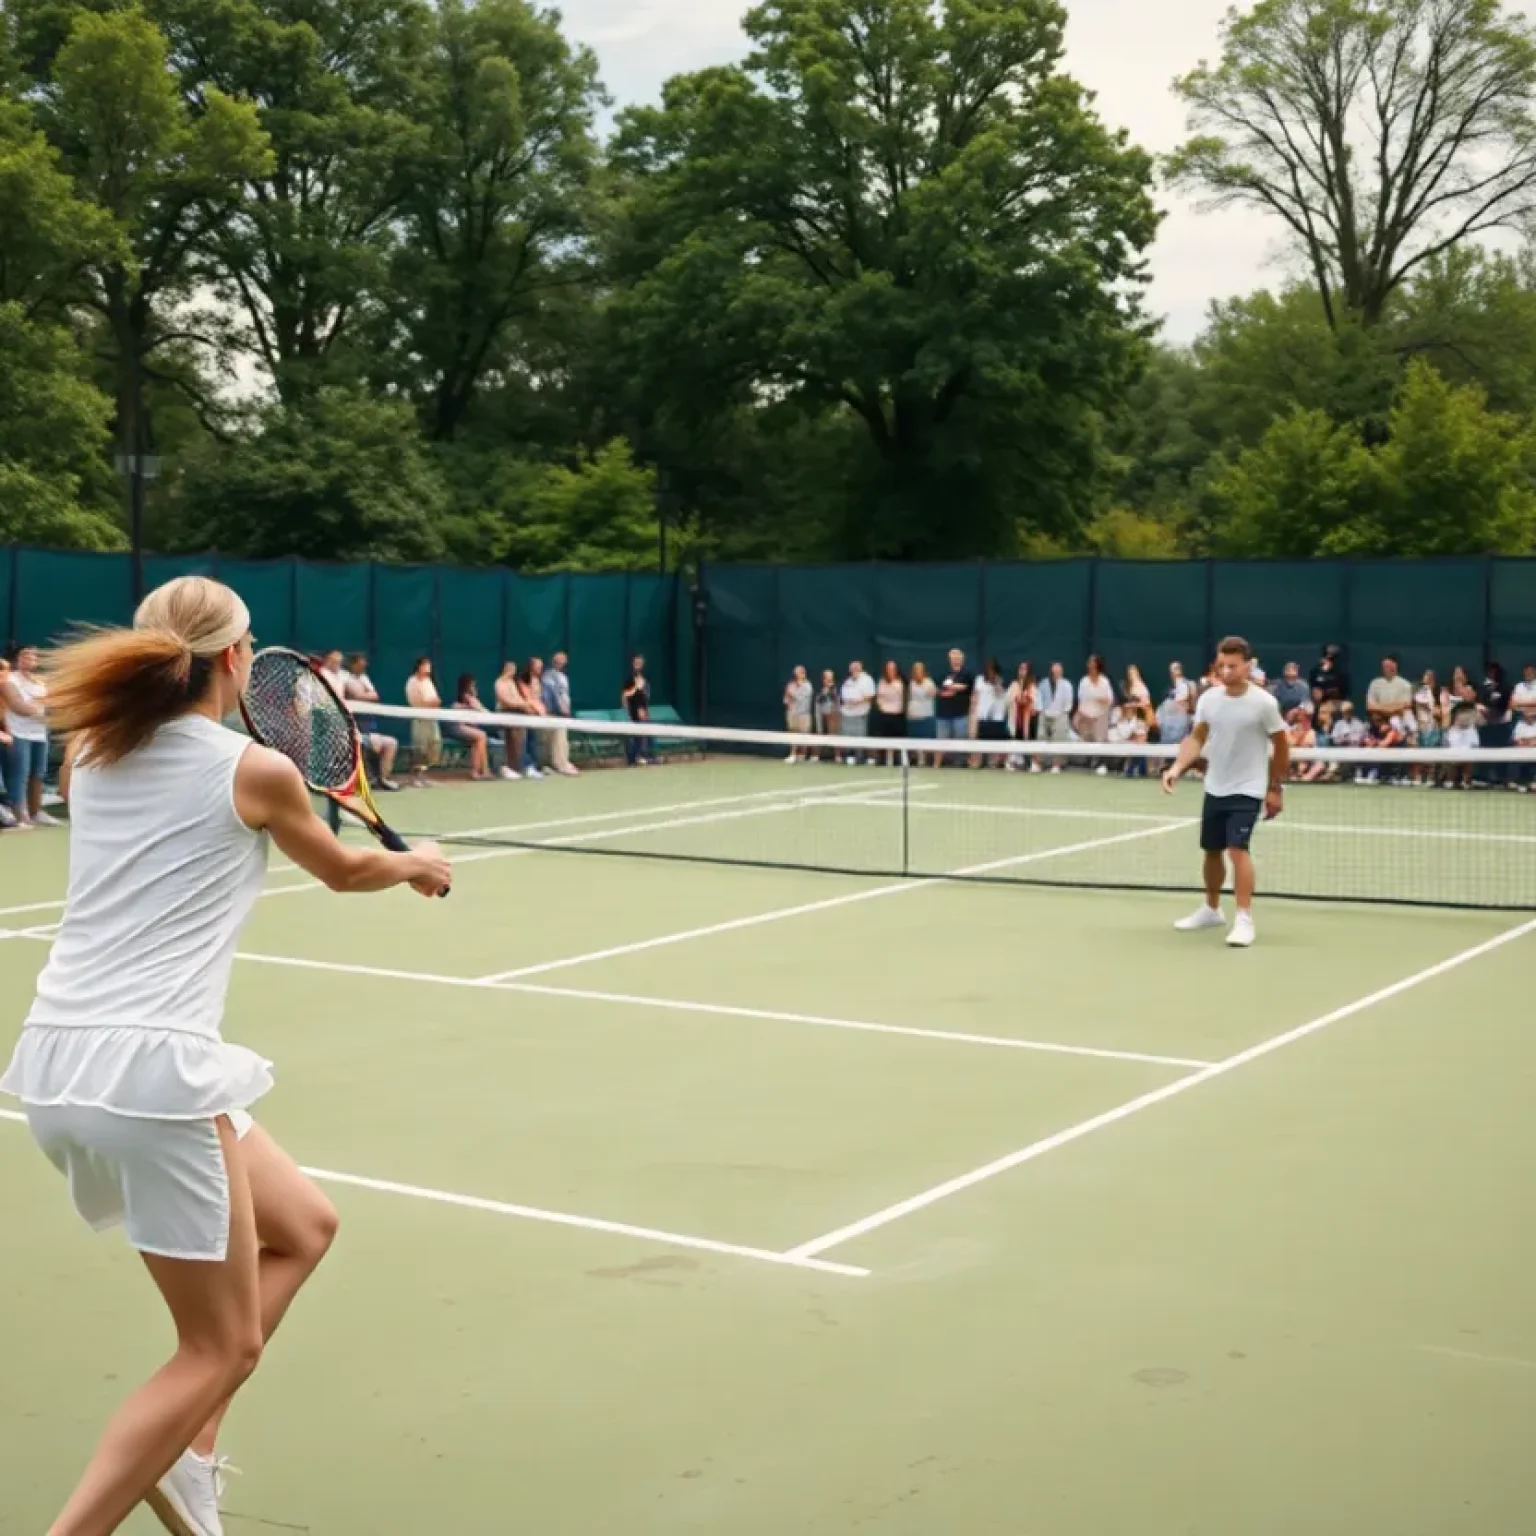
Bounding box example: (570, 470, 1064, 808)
(0, 1022, 273, 1121)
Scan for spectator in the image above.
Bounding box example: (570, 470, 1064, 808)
(814, 668, 841, 761)
(905, 661, 937, 765)
(1249, 655, 1268, 687)
(1109, 699, 1149, 777)
(1288, 708, 1327, 783)
(839, 660, 876, 763)
(1367, 655, 1413, 726)
(1514, 697, 1536, 790)
(1075, 653, 1113, 772)
(935, 648, 974, 764)
(404, 657, 441, 787)
(1330, 700, 1368, 749)
(542, 651, 578, 777)
(871, 660, 908, 765)
(1005, 663, 1038, 771)
(495, 660, 530, 779)
(318, 649, 349, 700)
(973, 659, 1008, 764)
(451, 673, 493, 780)
(343, 653, 400, 790)
(4, 644, 55, 828)
(1158, 662, 1195, 747)
(1271, 662, 1309, 717)
(1410, 669, 1443, 785)
(622, 653, 652, 768)
(1037, 662, 1073, 771)
(783, 665, 814, 763)
(1310, 644, 1348, 713)
(1121, 663, 1151, 712)
(1480, 661, 1513, 786)
(1513, 661, 1536, 715)
(0, 655, 11, 827)
(1445, 670, 1481, 789)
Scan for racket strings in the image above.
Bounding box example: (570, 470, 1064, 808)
(244, 654, 357, 790)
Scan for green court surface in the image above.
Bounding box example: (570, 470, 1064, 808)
(3, 763, 1535, 1534)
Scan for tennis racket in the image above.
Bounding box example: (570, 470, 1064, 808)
(241, 647, 447, 895)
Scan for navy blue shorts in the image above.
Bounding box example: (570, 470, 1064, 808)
(1201, 793, 1262, 853)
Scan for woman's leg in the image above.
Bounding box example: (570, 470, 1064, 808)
(47, 1120, 262, 1536)
(191, 1126, 338, 1458)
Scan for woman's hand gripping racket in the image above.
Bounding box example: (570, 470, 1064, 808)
(241, 647, 449, 897)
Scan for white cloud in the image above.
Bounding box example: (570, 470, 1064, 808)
(556, 0, 1294, 342)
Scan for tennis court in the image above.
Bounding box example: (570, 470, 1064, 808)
(4, 753, 1535, 1534)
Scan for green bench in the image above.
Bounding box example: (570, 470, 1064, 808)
(572, 705, 696, 763)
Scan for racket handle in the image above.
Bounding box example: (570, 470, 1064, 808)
(383, 824, 451, 898)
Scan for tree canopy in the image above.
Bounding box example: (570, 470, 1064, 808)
(2, 0, 1536, 568)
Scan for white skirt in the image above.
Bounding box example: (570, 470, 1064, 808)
(0, 1022, 273, 1121)
(2, 1023, 271, 1262)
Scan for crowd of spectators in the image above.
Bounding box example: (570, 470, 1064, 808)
(782, 645, 1536, 789)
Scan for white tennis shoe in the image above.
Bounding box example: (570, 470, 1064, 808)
(147, 1449, 237, 1536)
(1227, 911, 1256, 948)
(1174, 905, 1225, 932)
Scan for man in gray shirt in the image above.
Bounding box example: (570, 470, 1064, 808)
(1271, 661, 1309, 717)
(1161, 635, 1289, 948)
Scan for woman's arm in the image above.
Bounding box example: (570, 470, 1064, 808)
(235, 746, 451, 896)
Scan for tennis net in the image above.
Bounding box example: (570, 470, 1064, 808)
(352, 704, 1536, 911)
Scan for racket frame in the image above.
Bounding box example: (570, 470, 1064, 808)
(241, 647, 410, 853)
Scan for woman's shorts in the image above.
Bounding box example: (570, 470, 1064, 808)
(786, 712, 812, 734)
(24, 1105, 253, 1262)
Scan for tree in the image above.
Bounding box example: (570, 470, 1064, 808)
(158, 0, 433, 399)
(506, 439, 660, 571)
(19, 4, 271, 535)
(167, 384, 448, 558)
(1202, 356, 1536, 554)
(379, 0, 603, 440)
(608, 0, 1159, 558)
(1168, 0, 1536, 330)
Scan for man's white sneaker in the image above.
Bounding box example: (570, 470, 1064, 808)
(1174, 905, 1225, 932)
(147, 1449, 237, 1536)
(1227, 911, 1256, 948)
(32, 810, 62, 827)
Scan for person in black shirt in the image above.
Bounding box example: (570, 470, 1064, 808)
(1309, 644, 1348, 712)
(621, 653, 653, 766)
(935, 647, 975, 767)
(1480, 661, 1512, 784)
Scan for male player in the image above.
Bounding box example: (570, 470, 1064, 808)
(1161, 635, 1289, 948)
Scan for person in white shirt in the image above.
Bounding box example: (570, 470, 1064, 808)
(838, 661, 876, 763)
(0, 576, 450, 1536)
(1512, 662, 1536, 715)
(1161, 635, 1288, 948)
(4, 643, 58, 828)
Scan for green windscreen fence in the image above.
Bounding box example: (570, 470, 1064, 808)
(699, 558, 1536, 726)
(1, 549, 686, 718)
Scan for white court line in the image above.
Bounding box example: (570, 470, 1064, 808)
(203, 948, 1208, 1069)
(0, 1110, 866, 1278)
(475, 820, 1193, 983)
(781, 914, 1536, 1261)
(494, 981, 1213, 1069)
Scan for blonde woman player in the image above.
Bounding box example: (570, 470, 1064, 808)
(0, 577, 452, 1536)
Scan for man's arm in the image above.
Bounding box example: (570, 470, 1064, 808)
(1161, 721, 1209, 790)
(235, 746, 451, 896)
(1266, 729, 1289, 817)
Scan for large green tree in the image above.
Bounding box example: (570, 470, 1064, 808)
(607, 0, 1159, 558)
(157, 0, 432, 400)
(1168, 0, 1536, 330)
(378, 0, 603, 441)
(16, 4, 270, 536)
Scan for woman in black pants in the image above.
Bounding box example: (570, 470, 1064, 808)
(870, 660, 907, 765)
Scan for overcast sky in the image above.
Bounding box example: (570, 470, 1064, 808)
(556, 0, 1298, 344)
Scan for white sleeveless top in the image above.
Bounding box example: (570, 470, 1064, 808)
(5, 671, 47, 741)
(0, 713, 275, 1120)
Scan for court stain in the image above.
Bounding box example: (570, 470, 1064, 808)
(585, 1253, 700, 1283)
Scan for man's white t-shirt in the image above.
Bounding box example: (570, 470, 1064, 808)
(1512, 679, 1536, 711)
(839, 672, 876, 718)
(1195, 684, 1285, 800)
